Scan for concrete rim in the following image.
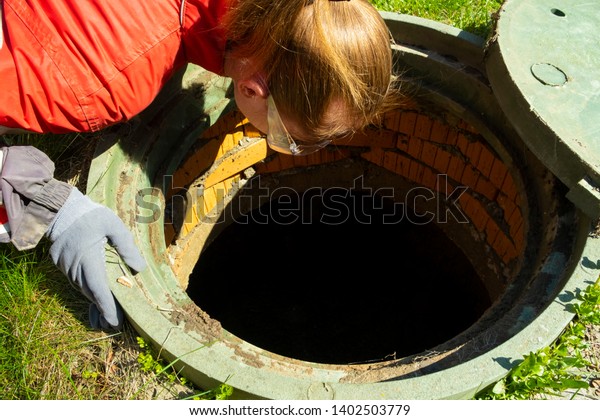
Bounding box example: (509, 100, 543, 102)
(86, 13, 600, 399)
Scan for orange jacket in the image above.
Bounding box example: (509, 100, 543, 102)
(0, 0, 227, 133)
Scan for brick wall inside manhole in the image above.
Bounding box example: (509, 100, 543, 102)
(165, 95, 543, 369)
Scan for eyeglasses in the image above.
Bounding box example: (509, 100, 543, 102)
(266, 95, 331, 156)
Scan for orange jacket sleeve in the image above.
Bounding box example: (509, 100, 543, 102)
(0, 0, 227, 133)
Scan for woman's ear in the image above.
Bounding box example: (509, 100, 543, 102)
(224, 52, 269, 99)
(238, 75, 269, 99)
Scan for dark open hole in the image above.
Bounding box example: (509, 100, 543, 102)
(187, 188, 491, 364)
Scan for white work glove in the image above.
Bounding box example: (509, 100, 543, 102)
(47, 188, 146, 330)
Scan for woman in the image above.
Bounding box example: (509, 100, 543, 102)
(0, 0, 401, 329)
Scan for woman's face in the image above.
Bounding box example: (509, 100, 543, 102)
(223, 52, 347, 155)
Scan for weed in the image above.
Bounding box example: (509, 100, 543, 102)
(81, 370, 100, 380)
(186, 384, 235, 401)
(476, 282, 600, 399)
(571, 282, 600, 325)
(136, 336, 187, 385)
(135, 337, 233, 400)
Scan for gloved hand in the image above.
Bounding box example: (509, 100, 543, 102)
(46, 188, 146, 330)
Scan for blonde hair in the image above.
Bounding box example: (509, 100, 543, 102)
(222, 0, 404, 139)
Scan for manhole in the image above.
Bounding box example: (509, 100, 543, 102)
(87, 6, 600, 399)
(187, 188, 490, 365)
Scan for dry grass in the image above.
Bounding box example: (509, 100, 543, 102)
(0, 131, 200, 400)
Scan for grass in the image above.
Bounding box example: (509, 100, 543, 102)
(0, 245, 107, 399)
(2, 0, 598, 401)
(371, 0, 503, 37)
(0, 134, 212, 399)
(0, 242, 192, 400)
(476, 282, 600, 400)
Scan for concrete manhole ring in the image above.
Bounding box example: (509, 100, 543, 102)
(87, 13, 600, 399)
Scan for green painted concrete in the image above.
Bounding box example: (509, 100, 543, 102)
(486, 0, 600, 218)
(86, 11, 600, 399)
